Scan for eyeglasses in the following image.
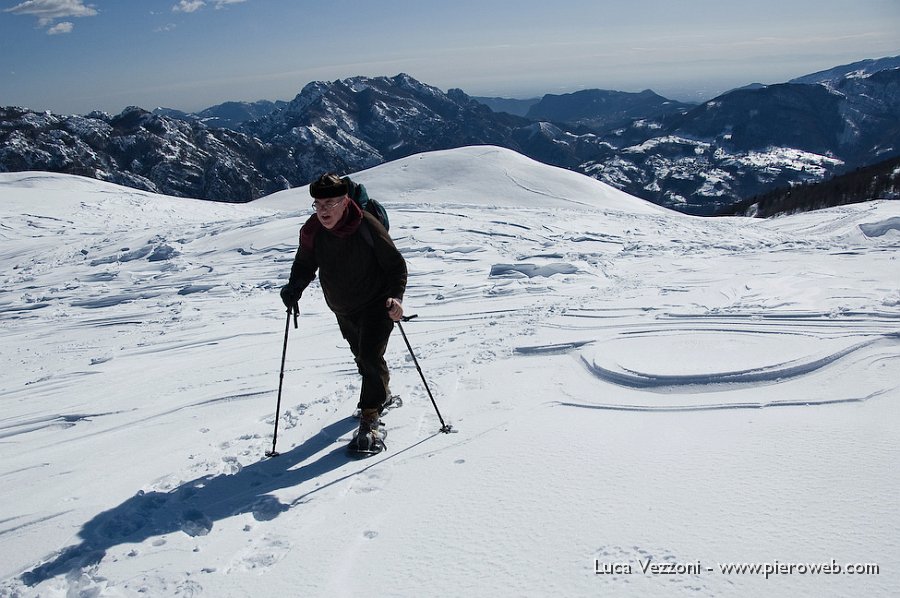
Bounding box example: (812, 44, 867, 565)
(311, 197, 346, 212)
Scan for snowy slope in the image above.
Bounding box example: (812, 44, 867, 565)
(1, 147, 898, 597)
(258, 146, 669, 213)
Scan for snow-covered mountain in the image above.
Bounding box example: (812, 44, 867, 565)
(579, 66, 900, 213)
(237, 65, 900, 214)
(2, 146, 899, 597)
(240, 74, 527, 178)
(789, 55, 900, 86)
(0, 106, 296, 202)
(2, 58, 899, 213)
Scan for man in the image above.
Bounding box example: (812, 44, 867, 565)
(280, 173, 407, 453)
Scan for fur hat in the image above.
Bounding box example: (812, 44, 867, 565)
(309, 173, 348, 199)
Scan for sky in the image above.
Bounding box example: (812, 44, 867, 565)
(1, 0, 899, 115)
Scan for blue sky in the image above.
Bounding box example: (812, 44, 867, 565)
(2, 0, 898, 115)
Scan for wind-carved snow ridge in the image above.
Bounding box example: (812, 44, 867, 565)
(490, 263, 579, 278)
(579, 335, 896, 391)
(0, 412, 122, 439)
(558, 387, 893, 413)
(2, 147, 899, 597)
(859, 216, 900, 237)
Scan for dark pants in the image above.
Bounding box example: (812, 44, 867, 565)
(336, 306, 394, 411)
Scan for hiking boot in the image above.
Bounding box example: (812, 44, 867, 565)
(349, 408, 386, 454)
(360, 408, 380, 426)
(353, 394, 402, 419)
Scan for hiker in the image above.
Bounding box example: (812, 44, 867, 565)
(280, 173, 407, 452)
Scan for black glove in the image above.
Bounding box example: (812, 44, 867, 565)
(280, 284, 301, 309)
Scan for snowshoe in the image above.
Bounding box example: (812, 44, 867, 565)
(347, 418, 387, 456)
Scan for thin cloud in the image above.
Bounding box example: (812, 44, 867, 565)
(172, 0, 246, 13)
(46, 21, 74, 34)
(172, 1, 205, 13)
(4, 0, 98, 27)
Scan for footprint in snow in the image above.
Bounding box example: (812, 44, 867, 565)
(225, 534, 291, 574)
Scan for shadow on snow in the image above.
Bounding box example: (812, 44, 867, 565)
(22, 417, 367, 586)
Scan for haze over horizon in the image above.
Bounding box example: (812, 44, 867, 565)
(1, 0, 899, 115)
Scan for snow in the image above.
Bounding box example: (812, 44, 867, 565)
(859, 216, 900, 238)
(729, 148, 844, 173)
(1, 146, 899, 597)
(624, 135, 712, 154)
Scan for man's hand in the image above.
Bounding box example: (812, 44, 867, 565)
(386, 297, 404, 322)
(280, 284, 300, 308)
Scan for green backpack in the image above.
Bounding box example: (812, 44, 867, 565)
(345, 177, 389, 233)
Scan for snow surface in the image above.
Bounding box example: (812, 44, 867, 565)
(1, 146, 899, 597)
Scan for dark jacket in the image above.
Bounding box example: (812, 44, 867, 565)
(286, 202, 407, 316)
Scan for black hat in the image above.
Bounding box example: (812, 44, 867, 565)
(310, 173, 348, 199)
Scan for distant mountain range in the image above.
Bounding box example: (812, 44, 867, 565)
(470, 96, 539, 117)
(2, 56, 898, 214)
(522, 89, 694, 131)
(154, 100, 290, 130)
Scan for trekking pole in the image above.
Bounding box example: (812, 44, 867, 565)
(265, 304, 299, 457)
(398, 315, 454, 433)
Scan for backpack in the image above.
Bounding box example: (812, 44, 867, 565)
(345, 177, 389, 233)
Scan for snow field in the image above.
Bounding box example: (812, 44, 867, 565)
(1, 146, 898, 597)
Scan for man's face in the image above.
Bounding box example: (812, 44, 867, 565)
(313, 195, 348, 230)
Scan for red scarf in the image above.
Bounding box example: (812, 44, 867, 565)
(299, 199, 364, 254)
(328, 199, 363, 239)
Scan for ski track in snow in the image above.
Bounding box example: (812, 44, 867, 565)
(1, 149, 899, 597)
